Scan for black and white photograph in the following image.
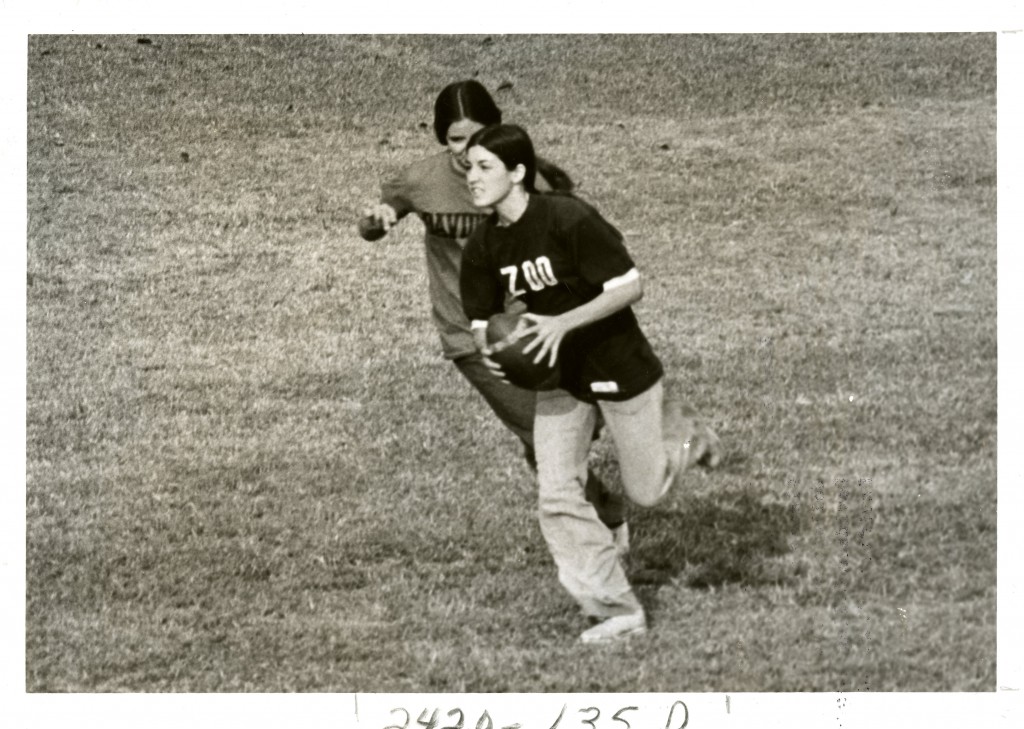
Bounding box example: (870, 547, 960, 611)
(6, 2, 1023, 727)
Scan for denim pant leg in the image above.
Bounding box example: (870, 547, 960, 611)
(598, 380, 675, 508)
(535, 389, 642, 619)
(453, 354, 626, 527)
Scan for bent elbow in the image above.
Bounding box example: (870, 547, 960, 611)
(602, 268, 644, 305)
(629, 275, 644, 304)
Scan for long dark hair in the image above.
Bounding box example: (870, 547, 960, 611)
(433, 80, 502, 145)
(468, 124, 538, 192)
(468, 124, 575, 194)
(536, 156, 575, 193)
(436, 84, 575, 193)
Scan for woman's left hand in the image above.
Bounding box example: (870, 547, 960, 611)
(520, 313, 573, 368)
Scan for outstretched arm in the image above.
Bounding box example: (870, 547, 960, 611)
(356, 202, 399, 241)
(358, 168, 414, 241)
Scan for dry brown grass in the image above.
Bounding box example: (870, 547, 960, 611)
(26, 34, 995, 693)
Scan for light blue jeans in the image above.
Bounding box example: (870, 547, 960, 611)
(535, 379, 680, 619)
(453, 352, 626, 528)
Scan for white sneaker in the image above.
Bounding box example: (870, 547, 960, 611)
(671, 401, 725, 470)
(580, 611, 648, 644)
(612, 522, 630, 558)
(675, 416, 724, 471)
(694, 423, 724, 469)
(662, 399, 695, 473)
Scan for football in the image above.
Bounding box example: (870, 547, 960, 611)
(486, 312, 561, 391)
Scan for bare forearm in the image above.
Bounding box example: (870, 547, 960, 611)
(471, 324, 488, 353)
(557, 276, 642, 332)
(521, 275, 643, 367)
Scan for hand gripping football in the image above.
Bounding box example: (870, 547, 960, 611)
(486, 313, 561, 391)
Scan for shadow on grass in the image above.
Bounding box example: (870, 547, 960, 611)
(627, 489, 804, 590)
(699, 449, 751, 476)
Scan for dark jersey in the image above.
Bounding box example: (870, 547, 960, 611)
(461, 194, 663, 401)
(379, 152, 557, 359)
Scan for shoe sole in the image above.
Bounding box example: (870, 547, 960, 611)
(696, 424, 724, 469)
(662, 400, 696, 472)
(666, 401, 725, 472)
(580, 625, 648, 645)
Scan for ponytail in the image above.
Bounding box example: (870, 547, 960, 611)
(468, 124, 577, 197)
(536, 156, 575, 194)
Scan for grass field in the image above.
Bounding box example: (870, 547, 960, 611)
(25, 34, 997, 693)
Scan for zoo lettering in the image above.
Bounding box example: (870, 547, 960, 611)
(382, 700, 689, 729)
(501, 256, 559, 296)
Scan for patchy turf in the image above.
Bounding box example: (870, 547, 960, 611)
(26, 34, 995, 692)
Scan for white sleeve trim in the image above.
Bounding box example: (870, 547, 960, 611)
(602, 267, 640, 292)
(471, 319, 489, 330)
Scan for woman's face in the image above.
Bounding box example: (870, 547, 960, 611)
(446, 118, 485, 171)
(466, 145, 517, 209)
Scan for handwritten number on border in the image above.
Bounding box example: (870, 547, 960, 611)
(442, 709, 465, 729)
(385, 708, 411, 729)
(417, 708, 440, 729)
(385, 702, 681, 729)
(612, 706, 638, 728)
(579, 707, 600, 729)
(546, 704, 567, 729)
